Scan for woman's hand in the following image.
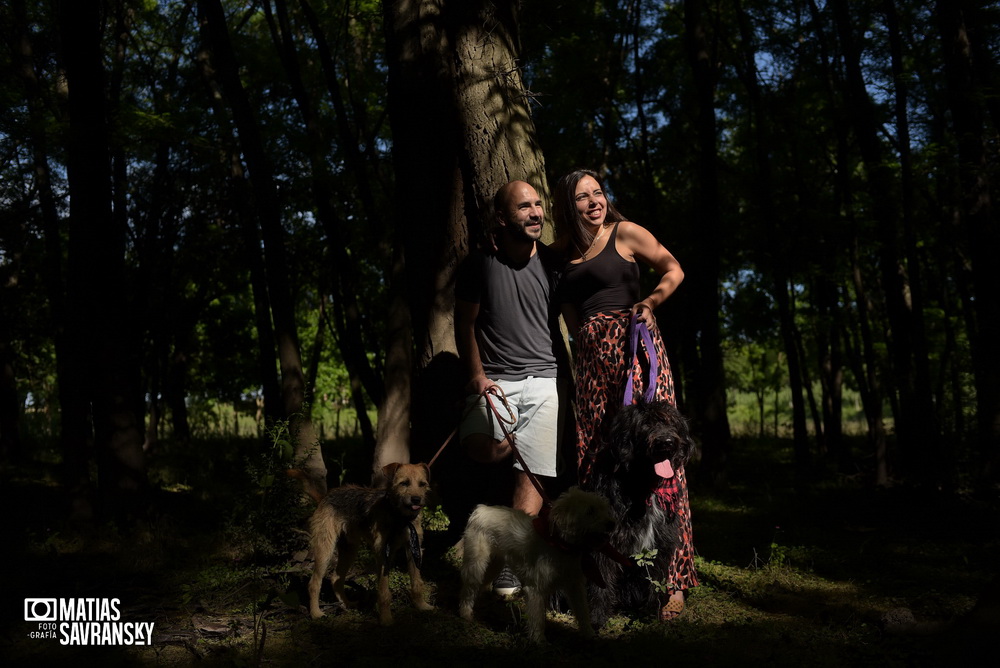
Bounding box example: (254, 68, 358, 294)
(631, 300, 655, 325)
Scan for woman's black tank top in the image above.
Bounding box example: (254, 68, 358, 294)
(560, 223, 640, 321)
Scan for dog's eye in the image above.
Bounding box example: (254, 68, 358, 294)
(418, 481, 428, 488)
(398, 479, 410, 487)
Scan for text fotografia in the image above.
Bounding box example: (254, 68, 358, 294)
(24, 598, 155, 646)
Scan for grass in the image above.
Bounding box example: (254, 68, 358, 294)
(2, 434, 997, 667)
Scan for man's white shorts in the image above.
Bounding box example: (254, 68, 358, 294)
(459, 376, 559, 478)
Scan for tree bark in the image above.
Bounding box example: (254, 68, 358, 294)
(682, 0, 731, 487)
(936, 0, 1000, 483)
(379, 0, 549, 475)
(193, 28, 282, 430)
(59, 0, 147, 521)
(882, 0, 940, 476)
(848, 240, 890, 487)
(198, 0, 326, 498)
(267, 0, 384, 452)
(816, 281, 847, 469)
(830, 0, 922, 477)
(12, 0, 64, 464)
(295, 0, 387, 419)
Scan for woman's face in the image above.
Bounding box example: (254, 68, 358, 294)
(574, 175, 607, 227)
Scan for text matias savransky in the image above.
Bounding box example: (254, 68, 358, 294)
(24, 597, 155, 646)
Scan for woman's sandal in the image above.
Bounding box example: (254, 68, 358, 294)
(658, 595, 685, 621)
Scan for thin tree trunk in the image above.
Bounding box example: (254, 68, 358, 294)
(12, 0, 63, 464)
(60, 0, 147, 521)
(321, 301, 376, 446)
(808, 0, 891, 483)
(193, 33, 281, 429)
(198, 0, 326, 498)
(817, 282, 846, 469)
(830, 0, 920, 477)
(936, 0, 1000, 483)
(268, 0, 384, 439)
(848, 241, 890, 486)
(295, 0, 388, 416)
(775, 277, 811, 476)
(793, 320, 824, 449)
(0, 337, 17, 462)
(682, 0, 731, 487)
(627, 0, 659, 223)
(882, 0, 940, 477)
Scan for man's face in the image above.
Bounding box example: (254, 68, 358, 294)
(498, 183, 544, 242)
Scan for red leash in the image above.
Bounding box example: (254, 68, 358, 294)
(427, 427, 458, 469)
(455, 386, 636, 577)
(482, 386, 552, 506)
(426, 385, 554, 511)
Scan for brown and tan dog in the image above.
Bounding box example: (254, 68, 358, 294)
(307, 462, 434, 625)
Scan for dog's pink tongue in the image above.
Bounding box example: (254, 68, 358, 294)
(654, 459, 675, 479)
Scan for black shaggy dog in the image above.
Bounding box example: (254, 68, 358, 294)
(583, 400, 695, 627)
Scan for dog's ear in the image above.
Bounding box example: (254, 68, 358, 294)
(418, 462, 431, 483)
(381, 462, 401, 485)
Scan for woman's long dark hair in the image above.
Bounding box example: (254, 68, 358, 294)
(552, 169, 626, 258)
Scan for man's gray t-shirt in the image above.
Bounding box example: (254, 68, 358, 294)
(456, 246, 560, 381)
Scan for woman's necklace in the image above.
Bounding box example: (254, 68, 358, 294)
(578, 223, 609, 261)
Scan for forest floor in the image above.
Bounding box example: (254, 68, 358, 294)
(2, 434, 999, 667)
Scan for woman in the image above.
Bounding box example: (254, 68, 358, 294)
(553, 169, 697, 621)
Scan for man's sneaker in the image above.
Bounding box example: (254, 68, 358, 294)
(492, 566, 521, 596)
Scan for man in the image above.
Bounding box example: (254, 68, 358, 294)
(455, 180, 564, 595)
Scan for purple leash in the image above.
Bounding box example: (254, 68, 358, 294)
(623, 312, 658, 405)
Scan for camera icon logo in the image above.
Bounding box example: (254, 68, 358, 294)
(24, 599, 57, 622)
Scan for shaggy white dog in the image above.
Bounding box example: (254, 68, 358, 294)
(458, 486, 615, 642)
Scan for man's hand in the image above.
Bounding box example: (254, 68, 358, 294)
(466, 375, 497, 396)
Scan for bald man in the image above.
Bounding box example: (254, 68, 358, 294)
(454, 181, 565, 594)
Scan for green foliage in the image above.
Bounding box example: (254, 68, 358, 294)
(632, 548, 674, 594)
(421, 503, 450, 532)
(222, 417, 312, 560)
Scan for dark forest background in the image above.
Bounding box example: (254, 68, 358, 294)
(2, 2, 1000, 665)
(1, 0, 998, 520)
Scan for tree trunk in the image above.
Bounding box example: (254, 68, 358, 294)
(936, 0, 1000, 483)
(848, 240, 890, 487)
(268, 0, 384, 449)
(379, 0, 549, 475)
(830, 0, 922, 478)
(59, 0, 147, 521)
(817, 281, 847, 469)
(794, 319, 824, 451)
(682, 0, 731, 487)
(882, 0, 940, 477)
(198, 0, 326, 498)
(12, 0, 64, 464)
(775, 277, 811, 476)
(193, 36, 282, 431)
(0, 337, 17, 462)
